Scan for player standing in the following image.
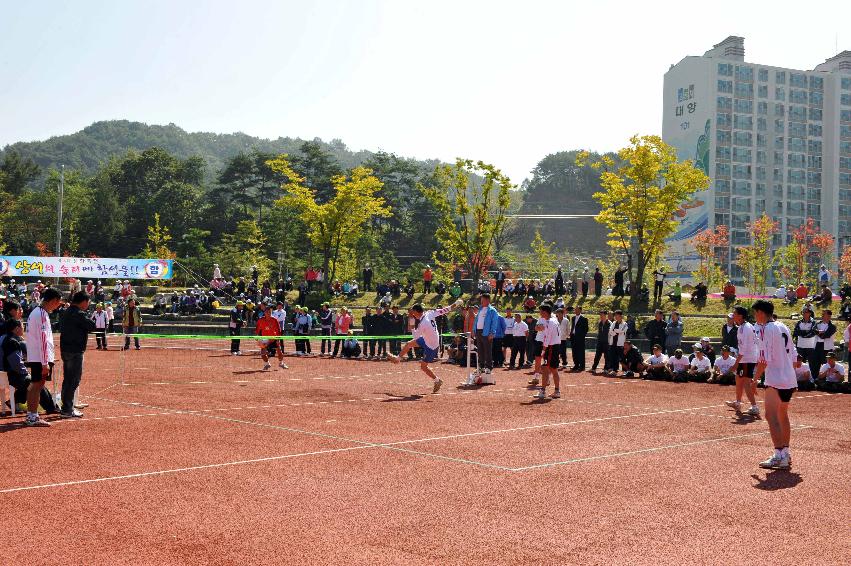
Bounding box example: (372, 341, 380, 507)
(751, 300, 798, 470)
(389, 300, 463, 393)
(256, 306, 287, 370)
(726, 306, 760, 416)
(534, 304, 562, 399)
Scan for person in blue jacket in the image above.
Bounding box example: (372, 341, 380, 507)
(492, 310, 507, 368)
(474, 293, 500, 374)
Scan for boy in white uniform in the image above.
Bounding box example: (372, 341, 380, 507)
(390, 300, 463, 393)
(527, 313, 548, 386)
(817, 351, 846, 392)
(91, 304, 109, 350)
(667, 348, 690, 381)
(710, 345, 736, 384)
(24, 288, 63, 427)
(727, 306, 760, 416)
(688, 348, 712, 382)
(534, 304, 562, 399)
(508, 313, 528, 369)
(644, 344, 668, 380)
(752, 300, 798, 470)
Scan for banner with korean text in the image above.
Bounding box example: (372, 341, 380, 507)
(0, 256, 173, 280)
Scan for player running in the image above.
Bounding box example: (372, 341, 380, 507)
(256, 306, 288, 370)
(388, 299, 464, 393)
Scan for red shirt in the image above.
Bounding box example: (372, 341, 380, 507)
(256, 317, 281, 337)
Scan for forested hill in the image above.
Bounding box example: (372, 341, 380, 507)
(0, 120, 433, 179)
(515, 150, 620, 256)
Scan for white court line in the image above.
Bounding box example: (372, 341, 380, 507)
(0, 445, 375, 494)
(511, 426, 815, 471)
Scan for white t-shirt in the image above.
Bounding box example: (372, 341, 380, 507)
(815, 321, 835, 350)
(655, 271, 665, 282)
(272, 308, 287, 329)
(818, 362, 846, 382)
(794, 364, 811, 381)
(541, 318, 561, 347)
(758, 321, 798, 389)
(512, 321, 529, 337)
(557, 317, 571, 341)
(25, 306, 55, 364)
(690, 356, 712, 372)
(504, 316, 515, 333)
(669, 355, 690, 372)
(476, 308, 487, 330)
(92, 311, 109, 329)
(737, 322, 759, 364)
(646, 353, 667, 366)
(413, 306, 453, 350)
(534, 317, 547, 342)
(795, 320, 816, 349)
(714, 355, 736, 374)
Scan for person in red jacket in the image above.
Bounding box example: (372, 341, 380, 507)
(256, 306, 287, 370)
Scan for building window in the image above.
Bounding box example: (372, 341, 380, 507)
(775, 87, 785, 101)
(841, 93, 851, 106)
(718, 80, 733, 93)
(841, 110, 851, 122)
(808, 139, 822, 154)
(716, 163, 731, 177)
(807, 171, 822, 186)
(735, 66, 754, 81)
(774, 119, 785, 134)
(717, 130, 731, 144)
(774, 152, 784, 165)
(809, 76, 824, 90)
(757, 117, 768, 131)
(841, 124, 851, 138)
(841, 77, 851, 90)
(719, 63, 733, 77)
(776, 71, 786, 84)
(715, 179, 731, 192)
(789, 105, 807, 122)
(789, 122, 806, 137)
(790, 89, 807, 104)
(735, 83, 754, 99)
(733, 164, 752, 179)
(772, 183, 784, 197)
(758, 68, 769, 82)
(808, 188, 822, 200)
(716, 146, 731, 160)
(717, 96, 733, 110)
(774, 103, 785, 117)
(807, 204, 821, 218)
(808, 155, 822, 169)
(809, 124, 823, 137)
(734, 99, 753, 113)
(733, 147, 752, 163)
(809, 91, 823, 107)
(734, 115, 753, 130)
(788, 169, 806, 184)
(757, 134, 767, 148)
(790, 73, 807, 87)
(715, 196, 730, 210)
(758, 84, 768, 98)
(756, 183, 766, 196)
(717, 114, 732, 129)
(788, 153, 806, 168)
(840, 157, 851, 170)
(789, 138, 805, 152)
(775, 137, 784, 150)
(732, 213, 750, 229)
(809, 108, 823, 121)
(733, 131, 753, 146)
(732, 180, 749, 195)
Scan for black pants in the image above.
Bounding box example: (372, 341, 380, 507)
(321, 328, 332, 354)
(492, 337, 504, 367)
(95, 330, 108, 349)
(606, 344, 621, 371)
(654, 281, 663, 301)
(6, 372, 58, 412)
(229, 327, 241, 353)
(510, 336, 526, 367)
(559, 340, 569, 367)
(581, 281, 588, 297)
(362, 339, 374, 357)
(591, 342, 607, 370)
(571, 337, 586, 369)
(810, 343, 826, 382)
(391, 339, 401, 355)
(332, 334, 344, 356)
(376, 339, 387, 357)
(495, 280, 504, 296)
(526, 339, 536, 364)
(124, 327, 140, 350)
(424, 280, 431, 293)
(364, 280, 371, 292)
(60, 352, 84, 414)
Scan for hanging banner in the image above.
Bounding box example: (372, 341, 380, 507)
(0, 256, 173, 280)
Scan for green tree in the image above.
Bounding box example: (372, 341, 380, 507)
(0, 151, 40, 195)
(577, 135, 710, 299)
(420, 159, 513, 283)
(527, 230, 556, 281)
(736, 214, 778, 295)
(141, 213, 176, 259)
(270, 155, 391, 286)
(213, 220, 272, 281)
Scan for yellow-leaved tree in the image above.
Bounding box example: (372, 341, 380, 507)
(577, 135, 709, 299)
(267, 155, 391, 287)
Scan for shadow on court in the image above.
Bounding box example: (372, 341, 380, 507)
(381, 393, 424, 402)
(751, 470, 803, 491)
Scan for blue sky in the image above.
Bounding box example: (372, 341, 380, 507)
(1, 0, 849, 183)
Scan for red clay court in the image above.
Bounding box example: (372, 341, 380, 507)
(2, 338, 850, 565)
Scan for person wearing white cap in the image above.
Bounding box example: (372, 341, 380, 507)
(213, 263, 222, 280)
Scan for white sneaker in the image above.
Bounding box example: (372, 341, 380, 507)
(432, 378, 443, 394)
(25, 414, 50, 427)
(535, 388, 546, 400)
(74, 403, 89, 409)
(759, 453, 790, 470)
(748, 405, 760, 416)
(725, 400, 741, 411)
(279, 362, 288, 369)
(550, 389, 561, 399)
(262, 362, 271, 370)
(528, 375, 540, 386)
(235, 351, 242, 356)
